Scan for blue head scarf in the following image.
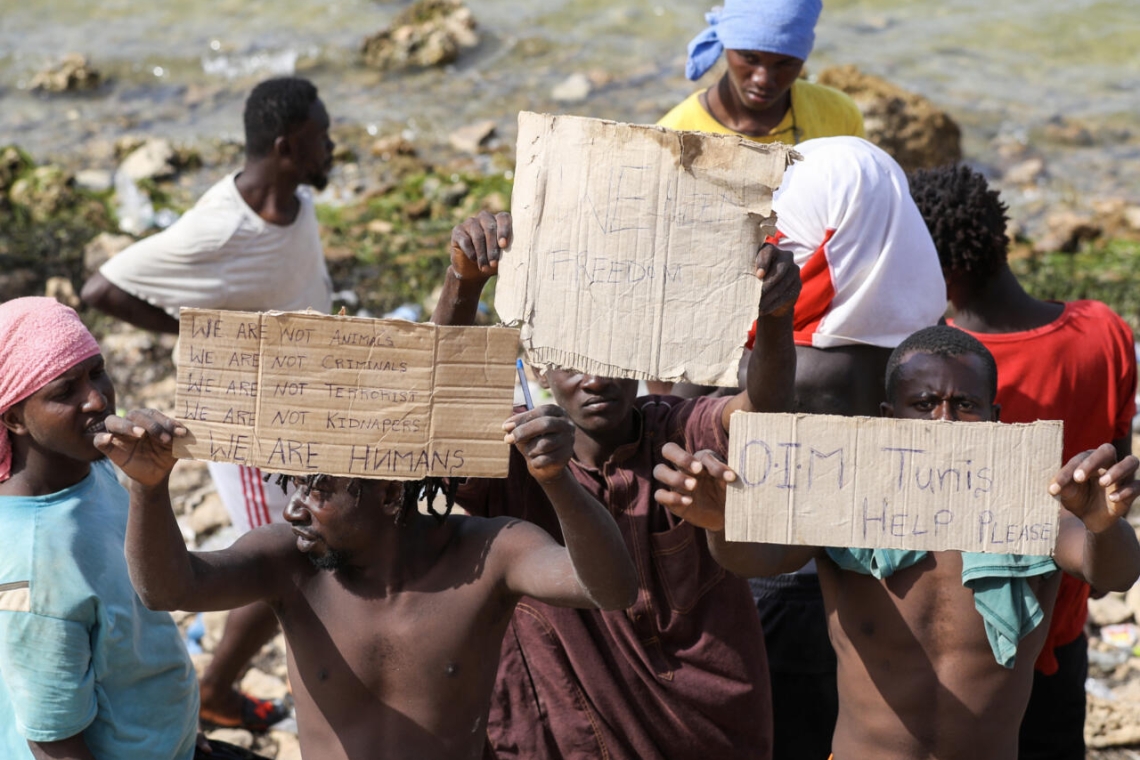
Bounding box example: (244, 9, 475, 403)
(686, 0, 823, 81)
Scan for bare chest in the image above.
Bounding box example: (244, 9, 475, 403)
(284, 579, 510, 693)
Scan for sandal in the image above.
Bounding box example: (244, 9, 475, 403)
(200, 692, 288, 733)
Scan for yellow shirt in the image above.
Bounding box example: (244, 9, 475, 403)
(657, 79, 865, 144)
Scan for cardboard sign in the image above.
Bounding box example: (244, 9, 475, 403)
(497, 111, 796, 386)
(173, 308, 520, 479)
(725, 413, 1064, 555)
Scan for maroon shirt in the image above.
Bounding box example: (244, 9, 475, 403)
(458, 396, 773, 760)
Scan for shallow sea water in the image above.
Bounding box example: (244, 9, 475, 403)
(1, 0, 1138, 222)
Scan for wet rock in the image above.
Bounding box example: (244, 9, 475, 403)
(182, 83, 225, 109)
(113, 135, 148, 160)
(9, 165, 79, 223)
(1125, 583, 1140, 623)
(44, 277, 80, 308)
(172, 145, 203, 173)
(83, 232, 134, 273)
(1003, 157, 1047, 185)
(190, 652, 214, 680)
(448, 120, 496, 154)
(816, 65, 962, 172)
(481, 191, 508, 214)
(131, 374, 177, 414)
(167, 460, 214, 517)
(1124, 206, 1140, 233)
(361, 0, 479, 71)
(0, 268, 39, 303)
(29, 53, 102, 94)
(240, 668, 290, 702)
(1086, 693, 1140, 748)
(119, 138, 177, 182)
(201, 610, 228, 652)
(1089, 592, 1133, 627)
(370, 135, 418, 159)
(75, 169, 114, 192)
(552, 73, 592, 103)
(422, 175, 468, 207)
(1085, 198, 1140, 241)
(98, 329, 177, 402)
(1040, 116, 1096, 147)
(189, 492, 229, 538)
(370, 140, 430, 181)
(1033, 210, 1102, 253)
(992, 135, 1034, 163)
(404, 197, 431, 219)
(587, 69, 615, 88)
(0, 145, 34, 194)
(272, 731, 303, 760)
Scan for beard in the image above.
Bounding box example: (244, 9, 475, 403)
(308, 546, 349, 572)
(306, 170, 329, 191)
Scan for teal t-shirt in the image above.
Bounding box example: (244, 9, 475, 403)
(0, 460, 198, 758)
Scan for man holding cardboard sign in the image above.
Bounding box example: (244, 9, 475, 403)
(654, 325, 1140, 760)
(95, 397, 637, 760)
(433, 210, 800, 760)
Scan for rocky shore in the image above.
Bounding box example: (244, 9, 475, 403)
(3, 3, 1140, 755)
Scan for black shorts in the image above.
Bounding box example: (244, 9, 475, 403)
(1018, 633, 1088, 760)
(751, 574, 838, 760)
(195, 739, 271, 760)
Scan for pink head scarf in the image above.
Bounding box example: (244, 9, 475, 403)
(0, 297, 102, 482)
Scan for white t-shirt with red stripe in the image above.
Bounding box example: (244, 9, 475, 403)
(749, 137, 946, 350)
(206, 462, 291, 532)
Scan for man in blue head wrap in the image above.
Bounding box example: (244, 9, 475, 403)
(659, 0, 864, 145)
(657, 6, 867, 760)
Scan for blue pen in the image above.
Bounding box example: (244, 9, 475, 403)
(516, 358, 535, 410)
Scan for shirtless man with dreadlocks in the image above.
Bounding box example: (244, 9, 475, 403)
(95, 406, 638, 760)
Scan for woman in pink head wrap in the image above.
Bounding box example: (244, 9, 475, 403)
(0, 297, 218, 758)
(0, 296, 104, 488)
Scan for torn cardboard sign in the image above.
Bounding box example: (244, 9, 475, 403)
(725, 413, 1064, 555)
(497, 111, 796, 386)
(173, 308, 520, 479)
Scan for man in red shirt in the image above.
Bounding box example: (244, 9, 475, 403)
(909, 165, 1137, 760)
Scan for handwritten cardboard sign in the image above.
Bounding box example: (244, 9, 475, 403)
(173, 308, 520, 479)
(725, 413, 1064, 555)
(496, 111, 796, 386)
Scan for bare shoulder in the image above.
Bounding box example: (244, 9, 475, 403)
(442, 513, 553, 567)
(445, 513, 546, 547)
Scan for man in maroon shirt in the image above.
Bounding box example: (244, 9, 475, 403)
(431, 211, 801, 759)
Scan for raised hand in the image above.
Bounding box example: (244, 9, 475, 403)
(653, 442, 736, 531)
(503, 405, 575, 484)
(94, 408, 186, 487)
(1050, 443, 1140, 533)
(450, 210, 513, 281)
(754, 242, 801, 318)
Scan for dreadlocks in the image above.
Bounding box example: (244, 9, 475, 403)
(400, 477, 460, 526)
(908, 165, 1010, 289)
(270, 472, 458, 525)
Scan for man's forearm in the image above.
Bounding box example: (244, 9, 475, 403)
(1082, 519, 1140, 592)
(81, 274, 180, 334)
(542, 470, 638, 609)
(706, 530, 816, 577)
(429, 267, 488, 326)
(125, 477, 198, 609)
(745, 312, 796, 413)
